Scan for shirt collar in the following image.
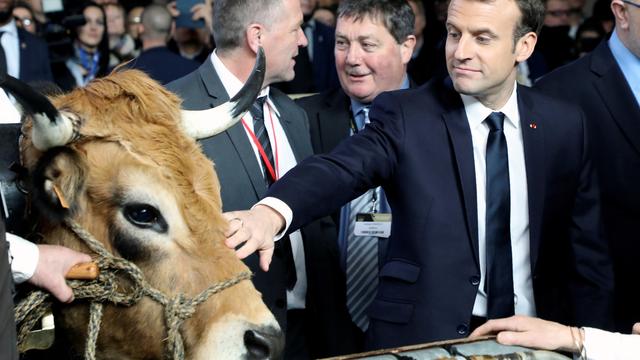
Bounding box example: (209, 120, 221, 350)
(609, 29, 640, 102)
(460, 82, 520, 131)
(0, 19, 19, 38)
(210, 49, 280, 117)
(349, 74, 411, 117)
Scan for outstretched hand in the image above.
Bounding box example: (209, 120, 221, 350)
(29, 245, 92, 303)
(223, 205, 285, 272)
(469, 315, 579, 353)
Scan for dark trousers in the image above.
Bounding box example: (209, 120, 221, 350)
(1, 217, 18, 360)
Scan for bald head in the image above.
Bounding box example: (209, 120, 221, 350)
(141, 4, 172, 41)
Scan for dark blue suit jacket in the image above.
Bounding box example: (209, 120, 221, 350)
(18, 28, 53, 83)
(128, 46, 199, 85)
(536, 40, 640, 333)
(267, 77, 614, 350)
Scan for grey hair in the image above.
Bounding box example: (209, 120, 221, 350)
(337, 0, 415, 44)
(213, 0, 285, 51)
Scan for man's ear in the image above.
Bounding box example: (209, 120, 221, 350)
(31, 147, 88, 222)
(515, 32, 537, 63)
(611, 0, 630, 30)
(400, 35, 417, 65)
(246, 23, 264, 54)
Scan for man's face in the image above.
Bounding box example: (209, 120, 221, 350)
(335, 15, 414, 103)
(261, 0, 308, 84)
(105, 4, 125, 37)
(300, 0, 318, 16)
(622, 0, 640, 58)
(544, 0, 571, 27)
(0, 0, 15, 25)
(445, 0, 533, 106)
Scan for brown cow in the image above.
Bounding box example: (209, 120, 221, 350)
(4, 49, 282, 359)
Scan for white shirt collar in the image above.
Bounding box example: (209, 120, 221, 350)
(0, 19, 18, 38)
(460, 82, 520, 131)
(210, 50, 280, 117)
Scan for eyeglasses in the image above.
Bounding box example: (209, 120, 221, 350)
(622, 0, 640, 8)
(14, 17, 34, 27)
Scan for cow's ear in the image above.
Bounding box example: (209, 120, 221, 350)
(31, 147, 87, 222)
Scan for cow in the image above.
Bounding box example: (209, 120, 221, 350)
(2, 49, 283, 359)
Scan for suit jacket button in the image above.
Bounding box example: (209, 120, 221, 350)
(469, 275, 480, 286)
(457, 324, 469, 335)
(276, 299, 286, 309)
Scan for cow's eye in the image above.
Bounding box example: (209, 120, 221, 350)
(123, 204, 168, 233)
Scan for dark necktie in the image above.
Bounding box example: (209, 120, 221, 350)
(250, 96, 297, 289)
(484, 111, 515, 319)
(249, 96, 274, 187)
(0, 32, 7, 75)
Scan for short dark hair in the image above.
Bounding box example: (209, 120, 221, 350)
(213, 0, 284, 51)
(513, 0, 545, 40)
(337, 0, 415, 44)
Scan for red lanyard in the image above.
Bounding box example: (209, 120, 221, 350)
(241, 101, 279, 182)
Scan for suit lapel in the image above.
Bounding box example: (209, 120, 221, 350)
(591, 43, 640, 156)
(518, 87, 546, 270)
(270, 91, 307, 162)
(320, 89, 351, 153)
(198, 62, 268, 198)
(441, 81, 480, 268)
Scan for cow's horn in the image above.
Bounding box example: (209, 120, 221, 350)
(181, 46, 266, 139)
(0, 74, 75, 150)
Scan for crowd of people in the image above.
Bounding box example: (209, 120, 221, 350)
(1, 0, 639, 359)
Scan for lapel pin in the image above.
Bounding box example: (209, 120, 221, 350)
(529, 122, 537, 129)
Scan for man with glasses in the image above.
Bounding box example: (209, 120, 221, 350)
(0, 0, 52, 82)
(536, 0, 640, 334)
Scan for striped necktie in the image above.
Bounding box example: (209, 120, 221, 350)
(249, 96, 274, 187)
(345, 105, 379, 331)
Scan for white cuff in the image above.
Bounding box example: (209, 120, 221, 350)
(583, 327, 640, 360)
(6, 233, 39, 283)
(253, 197, 292, 241)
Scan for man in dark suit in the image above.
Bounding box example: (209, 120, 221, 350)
(167, 0, 354, 357)
(0, 214, 17, 360)
(295, 0, 416, 351)
(128, 4, 198, 85)
(0, 0, 52, 83)
(225, 0, 614, 351)
(535, 0, 640, 334)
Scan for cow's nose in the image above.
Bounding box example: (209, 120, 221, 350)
(244, 326, 284, 359)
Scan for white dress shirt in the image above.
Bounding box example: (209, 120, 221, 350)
(583, 327, 640, 359)
(6, 233, 38, 283)
(211, 51, 307, 310)
(0, 88, 20, 123)
(461, 83, 535, 317)
(0, 19, 21, 79)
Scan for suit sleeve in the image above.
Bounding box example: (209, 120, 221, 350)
(266, 91, 406, 232)
(568, 109, 614, 330)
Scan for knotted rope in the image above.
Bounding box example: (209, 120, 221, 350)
(14, 218, 252, 360)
